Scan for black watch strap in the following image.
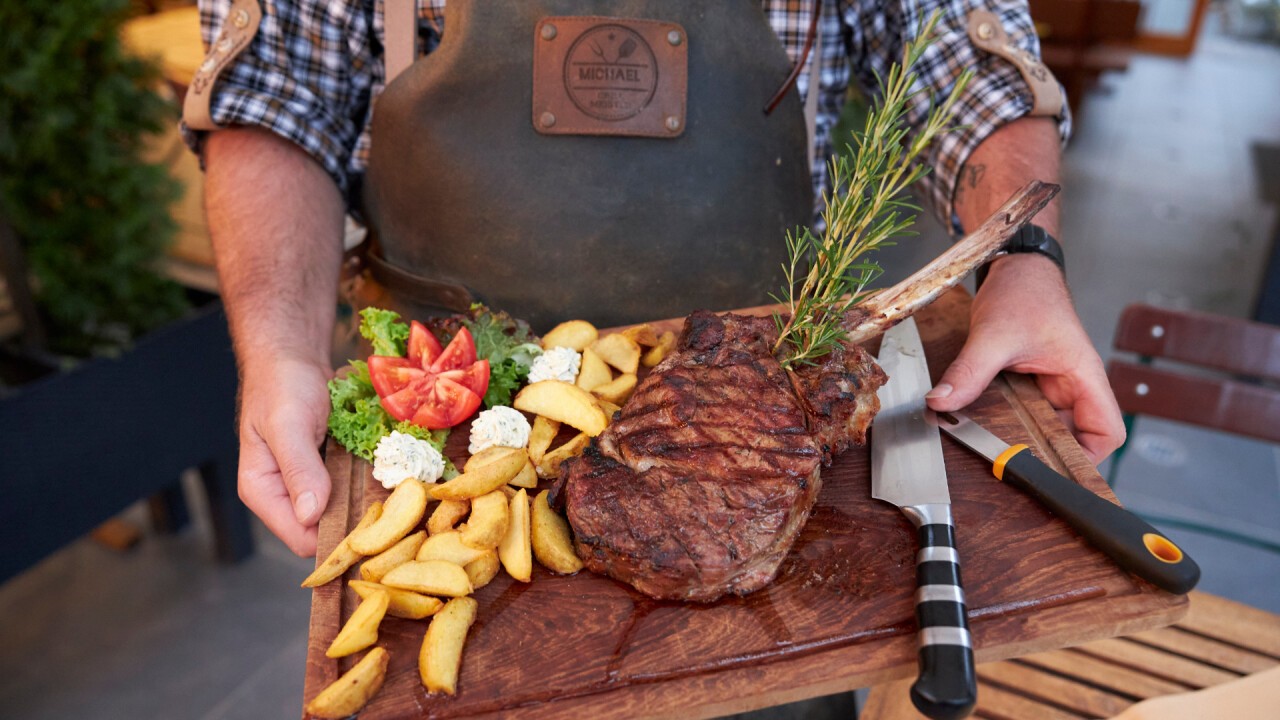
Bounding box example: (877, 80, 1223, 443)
(975, 224, 1065, 288)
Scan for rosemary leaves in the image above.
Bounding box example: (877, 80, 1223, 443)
(773, 12, 972, 368)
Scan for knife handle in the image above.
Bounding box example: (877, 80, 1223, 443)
(998, 448, 1200, 594)
(905, 504, 977, 720)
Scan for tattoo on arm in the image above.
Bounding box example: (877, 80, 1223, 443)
(963, 163, 986, 189)
(954, 162, 986, 211)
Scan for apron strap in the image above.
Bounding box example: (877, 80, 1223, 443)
(385, 0, 417, 84)
(378, 0, 472, 314)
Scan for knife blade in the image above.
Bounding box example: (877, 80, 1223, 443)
(929, 410, 1200, 594)
(872, 318, 977, 720)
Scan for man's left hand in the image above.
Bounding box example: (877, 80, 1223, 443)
(924, 254, 1126, 463)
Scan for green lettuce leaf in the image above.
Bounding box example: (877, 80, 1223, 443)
(327, 360, 393, 461)
(464, 305, 541, 408)
(359, 307, 409, 357)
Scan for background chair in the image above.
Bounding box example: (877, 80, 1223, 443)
(1106, 303, 1280, 554)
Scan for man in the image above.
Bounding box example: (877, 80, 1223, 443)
(185, 0, 1125, 556)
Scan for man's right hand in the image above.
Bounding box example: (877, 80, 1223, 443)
(203, 127, 347, 557)
(236, 356, 334, 557)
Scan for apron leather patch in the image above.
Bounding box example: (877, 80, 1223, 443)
(532, 16, 687, 138)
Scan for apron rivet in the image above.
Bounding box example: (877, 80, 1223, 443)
(977, 22, 994, 40)
(540, 112, 557, 128)
(665, 116, 681, 132)
(667, 30, 682, 46)
(541, 23, 557, 41)
(232, 9, 250, 29)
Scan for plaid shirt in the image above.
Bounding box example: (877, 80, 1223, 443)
(186, 0, 1069, 232)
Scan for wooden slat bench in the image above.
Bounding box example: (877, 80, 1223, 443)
(861, 592, 1280, 719)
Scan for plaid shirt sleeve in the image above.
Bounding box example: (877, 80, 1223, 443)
(181, 0, 378, 199)
(790, 0, 1072, 235)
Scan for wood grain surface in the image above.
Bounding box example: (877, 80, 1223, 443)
(302, 288, 1187, 719)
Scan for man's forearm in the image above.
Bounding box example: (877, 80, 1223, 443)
(952, 117, 1061, 237)
(203, 127, 346, 371)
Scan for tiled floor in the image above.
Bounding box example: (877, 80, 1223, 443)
(3, 21, 1279, 720)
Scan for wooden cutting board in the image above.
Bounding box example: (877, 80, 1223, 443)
(302, 288, 1187, 719)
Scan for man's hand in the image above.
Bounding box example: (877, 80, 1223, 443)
(204, 127, 346, 556)
(236, 356, 333, 556)
(945, 116, 1125, 463)
(924, 254, 1126, 463)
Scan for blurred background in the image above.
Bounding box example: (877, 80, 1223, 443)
(1, 0, 1277, 718)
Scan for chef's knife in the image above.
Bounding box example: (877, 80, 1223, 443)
(872, 318, 976, 720)
(929, 410, 1200, 595)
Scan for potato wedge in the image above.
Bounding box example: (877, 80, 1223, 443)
(463, 445, 525, 473)
(498, 489, 532, 582)
(591, 372, 637, 405)
(642, 330, 676, 367)
(326, 588, 389, 658)
(348, 479, 428, 555)
(575, 347, 613, 393)
(301, 501, 383, 588)
(381, 560, 474, 597)
(359, 530, 426, 583)
(416, 530, 489, 566)
(349, 580, 443, 620)
(513, 381, 608, 437)
(427, 499, 470, 535)
(595, 397, 622, 419)
(464, 550, 501, 589)
(508, 457, 538, 488)
(620, 323, 660, 347)
(419, 597, 479, 695)
(432, 446, 526, 501)
(527, 415, 560, 466)
(459, 490, 509, 549)
(532, 490, 583, 574)
(536, 432, 590, 479)
(591, 333, 641, 374)
(305, 646, 388, 719)
(540, 319, 597, 351)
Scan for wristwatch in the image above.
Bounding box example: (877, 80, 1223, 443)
(975, 224, 1065, 289)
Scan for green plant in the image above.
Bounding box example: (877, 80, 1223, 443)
(0, 0, 189, 358)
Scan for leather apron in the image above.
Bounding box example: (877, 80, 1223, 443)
(362, 0, 812, 331)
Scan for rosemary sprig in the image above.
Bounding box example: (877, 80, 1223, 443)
(772, 12, 972, 368)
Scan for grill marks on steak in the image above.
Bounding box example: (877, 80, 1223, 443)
(562, 310, 884, 602)
(790, 327, 888, 463)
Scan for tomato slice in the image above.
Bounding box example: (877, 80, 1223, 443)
(410, 376, 482, 429)
(369, 325, 487, 428)
(407, 320, 443, 369)
(380, 382, 423, 421)
(368, 355, 425, 399)
(430, 327, 478, 373)
(436, 359, 490, 399)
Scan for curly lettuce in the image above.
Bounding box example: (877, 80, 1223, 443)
(359, 307, 410, 357)
(464, 304, 542, 408)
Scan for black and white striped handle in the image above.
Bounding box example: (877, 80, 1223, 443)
(906, 504, 977, 719)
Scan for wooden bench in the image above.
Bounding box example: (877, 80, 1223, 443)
(861, 591, 1280, 719)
